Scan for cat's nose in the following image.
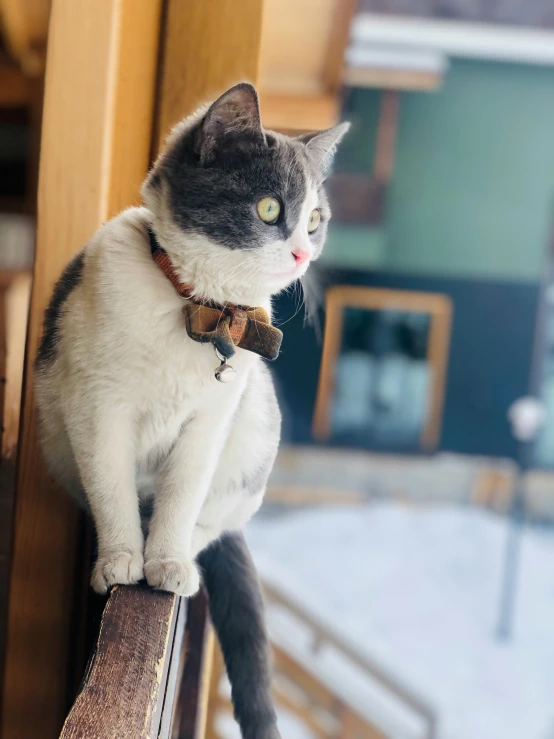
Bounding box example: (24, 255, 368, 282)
(292, 248, 310, 266)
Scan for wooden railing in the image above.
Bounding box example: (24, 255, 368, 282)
(61, 587, 213, 739)
(207, 636, 387, 739)
(262, 580, 438, 739)
(61, 569, 438, 739)
(272, 643, 385, 739)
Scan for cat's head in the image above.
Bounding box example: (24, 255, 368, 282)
(142, 83, 349, 306)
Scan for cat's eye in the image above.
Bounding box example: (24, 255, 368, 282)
(308, 208, 321, 233)
(257, 197, 281, 224)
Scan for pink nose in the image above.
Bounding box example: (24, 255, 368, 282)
(292, 248, 310, 266)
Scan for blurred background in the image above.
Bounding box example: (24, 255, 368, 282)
(2, 1, 554, 738)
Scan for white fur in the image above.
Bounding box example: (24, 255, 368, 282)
(35, 205, 296, 595)
(143, 177, 319, 308)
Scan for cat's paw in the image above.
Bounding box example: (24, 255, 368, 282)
(144, 558, 200, 597)
(91, 550, 144, 594)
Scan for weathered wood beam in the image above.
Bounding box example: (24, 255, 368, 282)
(60, 586, 182, 739)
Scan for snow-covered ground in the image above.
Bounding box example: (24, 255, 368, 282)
(242, 504, 554, 739)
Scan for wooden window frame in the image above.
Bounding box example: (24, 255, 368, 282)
(312, 285, 453, 451)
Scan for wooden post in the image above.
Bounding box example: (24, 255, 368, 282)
(1, 273, 32, 462)
(171, 593, 214, 739)
(1, 2, 162, 737)
(205, 640, 225, 739)
(154, 0, 265, 151)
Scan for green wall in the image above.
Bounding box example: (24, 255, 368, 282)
(322, 60, 554, 283)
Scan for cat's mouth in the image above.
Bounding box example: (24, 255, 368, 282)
(270, 262, 310, 280)
(270, 268, 297, 278)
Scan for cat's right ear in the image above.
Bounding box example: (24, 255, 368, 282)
(198, 82, 266, 164)
(296, 122, 350, 177)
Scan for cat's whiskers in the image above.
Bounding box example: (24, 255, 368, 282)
(274, 278, 305, 328)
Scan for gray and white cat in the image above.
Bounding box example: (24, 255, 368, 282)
(34, 83, 347, 738)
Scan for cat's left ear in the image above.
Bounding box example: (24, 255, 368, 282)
(297, 122, 350, 176)
(198, 82, 266, 164)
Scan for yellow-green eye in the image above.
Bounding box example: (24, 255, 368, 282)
(257, 197, 281, 223)
(308, 208, 321, 233)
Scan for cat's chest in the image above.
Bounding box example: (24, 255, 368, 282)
(108, 283, 255, 454)
(131, 317, 251, 459)
(129, 303, 253, 396)
(133, 350, 247, 473)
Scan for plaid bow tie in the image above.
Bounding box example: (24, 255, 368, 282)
(182, 303, 282, 361)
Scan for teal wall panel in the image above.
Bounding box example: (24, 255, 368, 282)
(323, 60, 554, 283)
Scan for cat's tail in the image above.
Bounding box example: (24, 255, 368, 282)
(198, 532, 281, 739)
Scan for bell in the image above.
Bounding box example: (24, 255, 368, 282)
(215, 362, 236, 383)
(214, 346, 236, 383)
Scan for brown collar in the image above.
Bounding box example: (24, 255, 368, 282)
(148, 227, 283, 361)
(149, 227, 195, 299)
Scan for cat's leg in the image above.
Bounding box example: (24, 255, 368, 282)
(65, 405, 144, 593)
(144, 411, 229, 597)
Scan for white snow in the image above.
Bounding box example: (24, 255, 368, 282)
(245, 503, 554, 739)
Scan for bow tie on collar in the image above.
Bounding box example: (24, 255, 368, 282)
(148, 227, 283, 382)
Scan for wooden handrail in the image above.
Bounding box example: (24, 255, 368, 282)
(61, 586, 214, 739)
(61, 586, 182, 739)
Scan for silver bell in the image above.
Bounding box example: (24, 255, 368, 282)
(214, 347, 236, 383)
(215, 363, 237, 383)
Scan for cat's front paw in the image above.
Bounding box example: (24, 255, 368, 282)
(144, 558, 200, 597)
(91, 550, 144, 594)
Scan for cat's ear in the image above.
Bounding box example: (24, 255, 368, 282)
(198, 82, 265, 164)
(297, 122, 350, 176)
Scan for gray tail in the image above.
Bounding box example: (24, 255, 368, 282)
(198, 532, 281, 739)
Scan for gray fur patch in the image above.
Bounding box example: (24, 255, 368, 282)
(160, 127, 308, 249)
(142, 84, 345, 255)
(35, 250, 85, 367)
(142, 86, 350, 260)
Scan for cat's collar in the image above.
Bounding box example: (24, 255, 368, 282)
(148, 226, 283, 379)
(148, 226, 195, 300)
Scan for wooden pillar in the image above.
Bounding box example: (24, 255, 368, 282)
(1, 2, 162, 737)
(154, 0, 265, 150)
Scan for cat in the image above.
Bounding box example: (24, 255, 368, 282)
(34, 82, 348, 738)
